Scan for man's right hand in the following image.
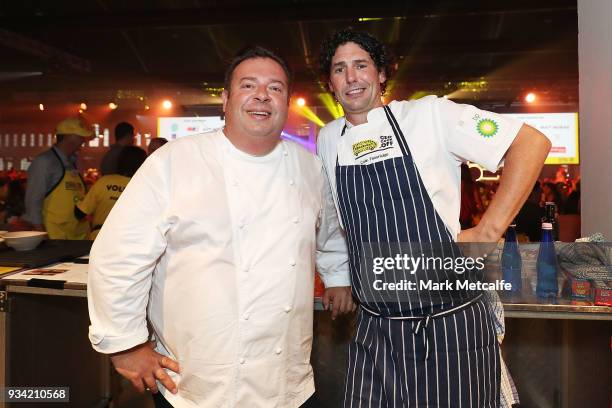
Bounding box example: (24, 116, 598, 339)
(110, 341, 180, 394)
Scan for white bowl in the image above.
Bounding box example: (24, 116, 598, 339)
(3, 231, 48, 251)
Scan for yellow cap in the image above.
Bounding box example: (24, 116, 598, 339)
(56, 118, 94, 138)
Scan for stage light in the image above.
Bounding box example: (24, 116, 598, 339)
(525, 93, 536, 103)
(318, 93, 344, 119)
(80, 103, 87, 110)
(38, 104, 44, 111)
(162, 100, 173, 110)
(144, 105, 150, 110)
(293, 105, 325, 127)
(109, 102, 118, 110)
(296, 97, 306, 107)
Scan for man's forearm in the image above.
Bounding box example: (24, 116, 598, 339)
(478, 124, 551, 241)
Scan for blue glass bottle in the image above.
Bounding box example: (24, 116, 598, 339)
(501, 222, 522, 293)
(536, 222, 558, 299)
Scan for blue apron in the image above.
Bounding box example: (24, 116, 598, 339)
(335, 106, 500, 407)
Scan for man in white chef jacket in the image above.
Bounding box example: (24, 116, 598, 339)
(87, 46, 353, 408)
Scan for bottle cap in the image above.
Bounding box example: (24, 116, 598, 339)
(542, 222, 553, 229)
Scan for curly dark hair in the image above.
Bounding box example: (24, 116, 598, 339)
(224, 45, 292, 96)
(319, 28, 394, 95)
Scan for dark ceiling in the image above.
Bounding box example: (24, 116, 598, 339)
(0, 0, 579, 113)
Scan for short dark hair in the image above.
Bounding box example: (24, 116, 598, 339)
(117, 146, 147, 177)
(115, 122, 135, 143)
(224, 46, 292, 95)
(319, 28, 395, 95)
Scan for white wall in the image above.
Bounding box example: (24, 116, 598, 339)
(578, 0, 612, 238)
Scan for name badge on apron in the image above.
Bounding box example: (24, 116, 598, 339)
(337, 122, 403, 166)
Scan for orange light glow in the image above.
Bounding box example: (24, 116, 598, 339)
(525, 92, 536, 103)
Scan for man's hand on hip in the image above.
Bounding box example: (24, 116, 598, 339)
(323, 286, 356, 320)
(110, 341, 180, 395)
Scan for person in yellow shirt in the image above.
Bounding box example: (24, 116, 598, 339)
(76, 146, 147, 240)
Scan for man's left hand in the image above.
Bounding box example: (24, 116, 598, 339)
(322, 286, 356, 320)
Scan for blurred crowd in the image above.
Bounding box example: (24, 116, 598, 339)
(0, 118, 167, 238)
(460, 163, 580, 242)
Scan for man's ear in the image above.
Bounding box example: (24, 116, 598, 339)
(221, 89, 228, 112)
(328, 81, 339, 101)
(378, 70, 386, 88)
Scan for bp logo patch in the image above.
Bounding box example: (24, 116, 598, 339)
(477, 119, 498, 138)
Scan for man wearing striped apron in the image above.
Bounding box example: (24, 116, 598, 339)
(316, 29, 551, 407)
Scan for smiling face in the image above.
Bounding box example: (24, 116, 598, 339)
(222, 57, 289, 147)
(328, 42, 386, 124)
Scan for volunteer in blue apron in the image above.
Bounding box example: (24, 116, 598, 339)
(23, 118, 93, 239)
(316, 29, 551, 407)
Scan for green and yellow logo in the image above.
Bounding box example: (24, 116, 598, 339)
(477, 118, 498, 138)
(352, 139, 378, 156)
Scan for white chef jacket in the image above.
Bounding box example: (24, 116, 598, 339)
(87, 129, 349, 407)
(317, 95, 524, 238)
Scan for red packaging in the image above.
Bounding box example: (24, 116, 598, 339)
(593, 281, 612, 307)
(570, 279, 592, 299)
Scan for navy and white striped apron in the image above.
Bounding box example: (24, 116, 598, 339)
(335, 106, 500, 407)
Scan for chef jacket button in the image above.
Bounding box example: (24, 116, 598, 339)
(243, 267, 249, 273)
(289, 179, 295, 186)
(239, 358, 246, 365)
(232, 180, 239, 187)
(243, 313, 250, 321)
(284, 306, 292, 313)
(289, 259, 296, 266)
(292, 217, 300, 224)
(275, 347, 282, 355)
(238, 222, 245, 229)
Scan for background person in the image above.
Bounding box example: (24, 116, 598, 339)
(75, 146, 147, 240)
(22, 117, 93, 239)
(100, 121, 135, 176)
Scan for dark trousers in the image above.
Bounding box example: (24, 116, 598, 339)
(152, 392, 174, 408)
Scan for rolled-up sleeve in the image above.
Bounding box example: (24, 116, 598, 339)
(87, 154, 172, 354)
(316, 167, 351, 288)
